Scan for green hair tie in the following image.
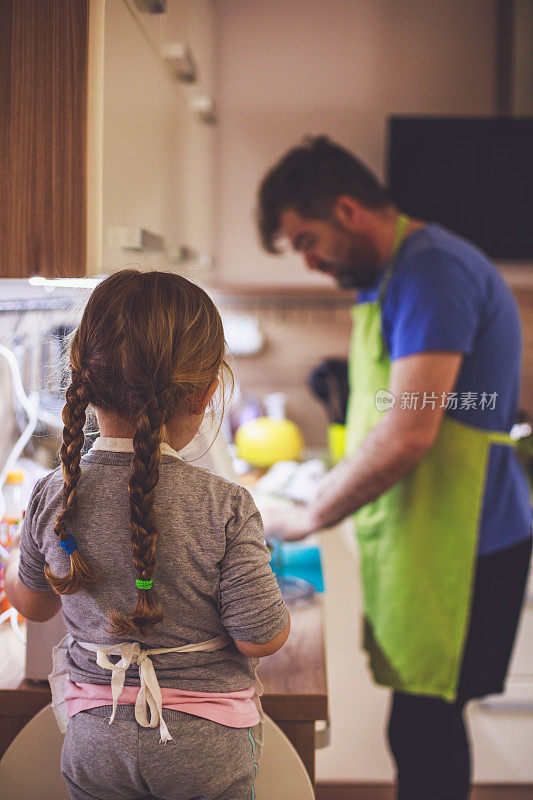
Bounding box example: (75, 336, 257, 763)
(135, 578, 153, 591)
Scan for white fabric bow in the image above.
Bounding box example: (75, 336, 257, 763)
(79, 634, 231, 744)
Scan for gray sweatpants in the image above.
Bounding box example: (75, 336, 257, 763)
(61, 706, 262, 800)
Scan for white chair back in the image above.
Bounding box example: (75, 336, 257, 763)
(0, 704, 315, 800)
(0, 703, 67, 800)
(255, 714, 316, 799)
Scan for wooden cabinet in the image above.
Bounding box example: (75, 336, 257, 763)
(0, 0, 89, 278)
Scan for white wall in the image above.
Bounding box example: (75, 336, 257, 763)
(214, 0, 497, 287)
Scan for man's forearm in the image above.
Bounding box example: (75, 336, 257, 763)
(307, 415, 431, 532)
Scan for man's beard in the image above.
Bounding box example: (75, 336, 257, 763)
(334, 264, 377, 290)
(326, 233, 381, 290)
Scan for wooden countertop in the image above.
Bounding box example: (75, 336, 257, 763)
(258, 594, 328, 722)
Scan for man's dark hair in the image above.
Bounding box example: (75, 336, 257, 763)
(257, 135, 392, 254)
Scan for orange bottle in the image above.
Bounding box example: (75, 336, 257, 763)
(0, 469, 27, 622)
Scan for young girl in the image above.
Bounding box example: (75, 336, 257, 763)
(5, 269, 290, 800)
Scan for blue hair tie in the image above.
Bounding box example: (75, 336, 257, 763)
(60, 535, 78, 555)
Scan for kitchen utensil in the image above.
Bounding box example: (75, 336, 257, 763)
(308, 358, 349, 424)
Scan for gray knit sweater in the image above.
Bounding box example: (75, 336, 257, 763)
(18, 444, 288, 691)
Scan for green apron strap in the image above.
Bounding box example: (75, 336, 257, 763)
(377, 214, 410, 306)
(487, 431, 517, 446)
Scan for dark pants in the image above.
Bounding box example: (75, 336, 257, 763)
(387, 535, 532, 800)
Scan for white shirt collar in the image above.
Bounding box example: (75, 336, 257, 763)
(91, 436, 182, 460)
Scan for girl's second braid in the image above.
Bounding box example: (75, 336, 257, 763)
(109, 386, 176, 635)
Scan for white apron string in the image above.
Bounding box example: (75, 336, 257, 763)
(77, 634, 231, 744)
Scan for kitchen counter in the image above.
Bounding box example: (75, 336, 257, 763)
(0, 595, 328, 785)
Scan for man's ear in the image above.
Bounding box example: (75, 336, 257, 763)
(333, 195, 363, 230)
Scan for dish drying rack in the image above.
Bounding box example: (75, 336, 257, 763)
(0, 345, 61, 644)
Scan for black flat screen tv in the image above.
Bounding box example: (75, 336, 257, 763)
(386, 116, 533, 260)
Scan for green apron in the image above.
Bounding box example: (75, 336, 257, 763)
(345, 216, 517, 702)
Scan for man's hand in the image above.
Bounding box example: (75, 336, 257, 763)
(262, 502, 315, 542)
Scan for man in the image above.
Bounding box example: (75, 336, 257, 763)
(257, 136, 532, 800)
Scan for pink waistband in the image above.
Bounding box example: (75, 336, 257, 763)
(64, 680, 261, 728)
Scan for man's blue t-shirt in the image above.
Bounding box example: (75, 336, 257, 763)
(357, 223, 531, 555)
